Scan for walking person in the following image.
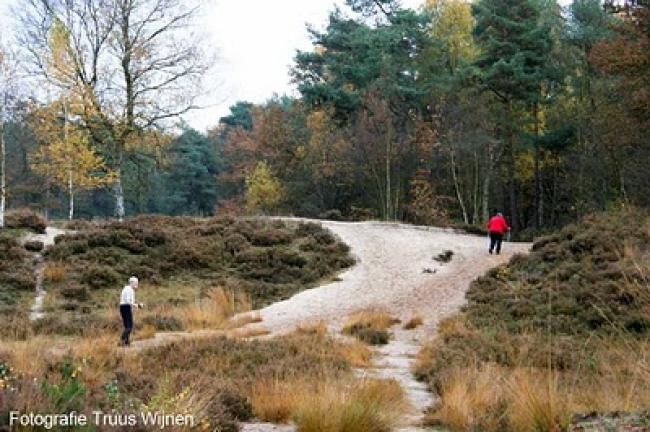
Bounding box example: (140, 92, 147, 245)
(119, 276, 143, 346)
(487, 212, 510, 255)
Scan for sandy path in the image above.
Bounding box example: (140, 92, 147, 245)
(251, 220, 529, 337)
(241, 220, 530, 431)
(21, 227, 71, 321)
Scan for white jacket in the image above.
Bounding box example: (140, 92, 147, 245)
(120, 285, 135, 306)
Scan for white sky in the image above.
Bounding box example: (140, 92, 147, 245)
(1, 0, 570, 131)
(195, 0, 424, 131)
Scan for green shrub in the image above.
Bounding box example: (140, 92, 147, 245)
(353, 327, 390, 345)
(24, 240, 44, 252)
(40, 360, 86, 411)
(141, 315, 184, 331)
(34, 216, 354, 335)
(319, 209, 344, 220)
(464, 210, 650, 336)
(81, 265, 121, 289)
(5, 209, 47, 234)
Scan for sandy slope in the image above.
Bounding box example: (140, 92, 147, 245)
(241, 220, 530, 432)
(252, 220, 529, 337)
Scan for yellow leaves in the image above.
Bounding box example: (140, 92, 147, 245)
(245, 161, 283, 214)
(306, 109, 352, 180)
(425, 0, 478, 67)
(29, 98, 114, 191)
(47, 18, 77, 88)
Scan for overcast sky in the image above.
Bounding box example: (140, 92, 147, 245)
(193, 0, 424, 130)
(1, 0, 569, 131)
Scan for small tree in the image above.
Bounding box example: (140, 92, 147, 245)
(245, 161, 283, 214)
(30, 99, 113, 220)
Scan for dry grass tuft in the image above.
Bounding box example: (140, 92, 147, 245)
(179, 287, 251, 330)
(135, 324, 157, 341)
(342, 310, 397, 345)
(296, 320, 328, 336)
(403, 316, 423, 330)
(249, 377, 408, 431)
(230, 326, 271, 339)
(42, 263, 67, 284)
(336, 340, 373, 368)
(427, 365, 577, 431)
(293, 378, 408, 432)
(249, 378, 305, 422)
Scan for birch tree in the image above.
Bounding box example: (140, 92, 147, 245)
(20, 0, 212, 220)
(30, 99, 113, 220)
(0, 39, 19, 229)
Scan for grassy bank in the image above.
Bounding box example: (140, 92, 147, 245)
(415, 209, 650, 431)
(0, 215, 354, 339)
(0, 325, 406, 431)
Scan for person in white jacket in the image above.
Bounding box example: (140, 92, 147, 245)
(119, 276, 143, 346)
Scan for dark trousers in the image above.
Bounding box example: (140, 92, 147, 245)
(120, 304, 133, 345)
(489, 232, 504, 254)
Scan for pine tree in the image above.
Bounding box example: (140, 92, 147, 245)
(472, 0, 555, 232)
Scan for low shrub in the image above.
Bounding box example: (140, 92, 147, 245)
(453, 223, 488, 236)
(319, 209, 343, 221)
(434, 250, 454, 263)
(403, 316, 423, 330)
(416, 209, 650, 431)
(38, 216, 353, 333)
(0, 234, 34, 313)
(5, 209, 47, 234)
(24, 240, 44, 252)
(342, 310, 397, 345)
(141, 315, 184, 332)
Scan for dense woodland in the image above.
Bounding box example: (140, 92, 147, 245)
(0, 0, 648, 238)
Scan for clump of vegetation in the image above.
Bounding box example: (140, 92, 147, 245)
(415, 209, 650, 431)
(434, 250, 454, 263)
(0, 328, 390, 431)
(0, 234, 34, 327)
(23, 240, 44, 252)
(291, 378, 408, 432)
(403, 316, 423, 330)
(27, 216, 353, 337)
(465, 209, 649, 335)
(5, 209, 47, 234)
(342, 310, 398, 345)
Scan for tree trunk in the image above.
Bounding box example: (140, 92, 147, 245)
(507, 102, 518, 234)
(551, 154, 559, 226)
(482, 140, 492, 223)
(472, 151, 479, 225)
(385, 136, 391, 221)
(450, 144, 469, 224)
(68, 170, 74, 220)
(533, 102, 542, 229)
(64, 99, 74, 220)
(44, 177, 50, 222)
(0, 120, 5, 229)
(114, 168, 125, 221)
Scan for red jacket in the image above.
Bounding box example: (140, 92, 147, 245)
(487, 215, 509, 235)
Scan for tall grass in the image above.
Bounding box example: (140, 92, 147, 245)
(178, 287, 251, 330)
(248, 377, 409, 431)
(42, 263, 67, 283)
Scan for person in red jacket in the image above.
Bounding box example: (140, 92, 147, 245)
(487, 212, 509, 255)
